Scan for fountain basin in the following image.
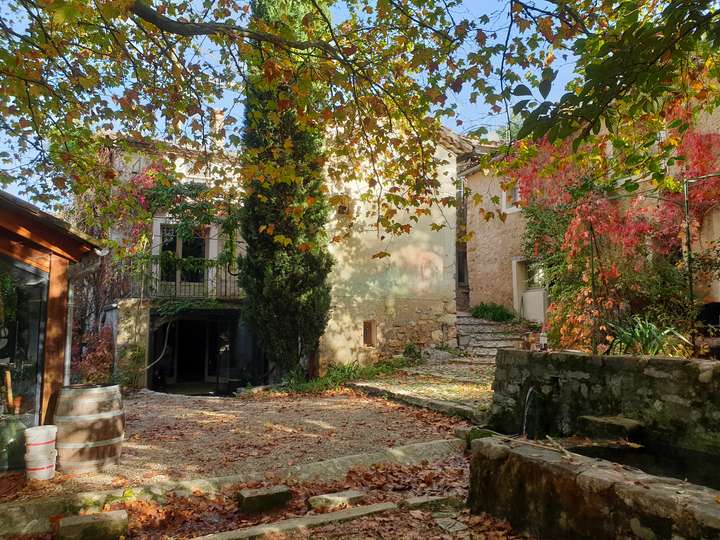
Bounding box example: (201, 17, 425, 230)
(469, 436, 720, 540)
(569, 441, 720, 491)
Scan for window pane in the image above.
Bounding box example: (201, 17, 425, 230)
(160, 225, 177, 282)
(0, 255, 48, 426)
(527, 262, 546, 288)
(181, 233, 206, 283)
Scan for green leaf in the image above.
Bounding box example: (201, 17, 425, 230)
(623, 180, 640, 192)
(512, 99, 530, 115)
(539, 79, 552, 99)
(512, 84, 533, 97)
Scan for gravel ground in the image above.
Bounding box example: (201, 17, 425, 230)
(400, 363, 496, 384)
(1, 389, 468, 502)
(359, 365, 496, 412)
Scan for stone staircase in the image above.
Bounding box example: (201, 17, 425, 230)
(456, 314, 526, 359)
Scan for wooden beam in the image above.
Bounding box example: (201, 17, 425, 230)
(0, 235, 51, 273)
(41, 254, 69, 424)
(0, 206, 91, 262)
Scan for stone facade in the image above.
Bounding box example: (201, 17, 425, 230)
(470, 436, 720, 540)
(108, 132, 470, 379)
(318, 142, 463, 366)
(489, 349, 720, 454)
(462, 167, 525, 311)
(115, 298, 150, 387)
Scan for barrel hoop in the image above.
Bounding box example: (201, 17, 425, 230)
(59, 395, 122, 404)
(26, 439, 56, 448)
(54, 410, 124, 423)
(60, 386, 120, 396)
(26, 464, 55, 472)
(56, 435, 124, 449)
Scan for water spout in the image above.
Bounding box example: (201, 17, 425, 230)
(522, 386, 538, 438)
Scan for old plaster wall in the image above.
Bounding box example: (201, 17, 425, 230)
(463, 168, 525, 311)
(115, 298, 150, 387)
(318, 146, 458, 367)
(489, 349, 720, 454)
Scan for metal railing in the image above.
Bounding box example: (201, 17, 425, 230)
(122, 259, 243, 299)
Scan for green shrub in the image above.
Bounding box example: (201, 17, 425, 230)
(471, 302, 516, 322)
(114, 345, 146, 390)
(608, 316, 692, 357)
(403, 343, 421, 360)
(278, 356, 415, 394)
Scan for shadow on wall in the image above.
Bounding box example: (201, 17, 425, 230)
(320, 180, 457, 367)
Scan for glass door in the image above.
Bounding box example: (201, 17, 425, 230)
(0, 254, 48, 427)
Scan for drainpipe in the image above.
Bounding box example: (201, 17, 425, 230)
(683, 179, 696, 348)
(63, 282, 73, 386)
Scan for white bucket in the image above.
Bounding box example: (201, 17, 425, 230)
(25, 449, 57, 481)
(25, 425, 57, 455)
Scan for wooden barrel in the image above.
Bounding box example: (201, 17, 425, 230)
(54, 384, 125, 473)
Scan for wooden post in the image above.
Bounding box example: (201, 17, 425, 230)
(41, 253, 69, 424)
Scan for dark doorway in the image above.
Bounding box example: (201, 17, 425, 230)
(176, 319, 207, 383)
(148, 309, 265, 395)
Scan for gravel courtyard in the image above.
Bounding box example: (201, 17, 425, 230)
(2, 389, 468, 502)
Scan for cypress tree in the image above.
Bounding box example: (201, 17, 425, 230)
(238, 0, 333, 380)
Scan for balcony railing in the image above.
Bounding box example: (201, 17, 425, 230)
(121, 259, 244, 300)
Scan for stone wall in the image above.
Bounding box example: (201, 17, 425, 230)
(115, 299, 150, 387)
(469, 436, 720, 540)
(489, 350, 720, 453)
(318, 144, 458, 368)
(463, 170, 525, 311)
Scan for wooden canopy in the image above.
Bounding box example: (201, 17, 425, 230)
(0, 190, 101, 423)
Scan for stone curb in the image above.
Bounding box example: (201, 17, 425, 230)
(0, 438, 463, 537)
(192, 502, 398, 539)
(346, 382, 485, 423)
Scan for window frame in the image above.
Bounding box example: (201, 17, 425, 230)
(501, 183, 522, 214)
(158, 223, 209, 285)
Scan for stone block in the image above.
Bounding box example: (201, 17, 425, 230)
(403, 495, 463, 511)
(57, 510, 128, 540)
(193, 502, 398, 539)
(236, 485, 292, 513)
(434, 515, 468, 532)
(467, 426, 496, 443)
(308, 490, 364, 511)
(576, 415, 644, 440)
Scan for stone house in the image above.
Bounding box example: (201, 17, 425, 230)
(457, 146, 548, 324)
(106, 128, 472, 393)
(457, 122, 720, 328)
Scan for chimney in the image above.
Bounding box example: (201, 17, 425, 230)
(211, 108, 225, 149)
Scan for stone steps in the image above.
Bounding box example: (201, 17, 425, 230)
(458, 336, 523, 348)
(456, 315, 526, 357)
(461, 346, 518, 357)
